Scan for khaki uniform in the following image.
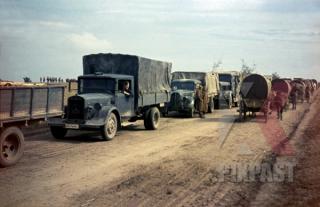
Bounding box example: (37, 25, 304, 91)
(195, 87, 204, 118)
(202, 88, 209, 113)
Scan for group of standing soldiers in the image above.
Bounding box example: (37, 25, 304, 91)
(290, 84, 313, 110)
(40, 77, 77, 83)
(272, 84, 314, 120)
(264, 85, 313, 121)
(40, 77, 64, 83)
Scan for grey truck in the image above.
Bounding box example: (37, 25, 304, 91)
(48, 53, 171, 140)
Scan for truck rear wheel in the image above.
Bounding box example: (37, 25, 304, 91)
(0, 127, 24, 167)
(102, 112, 118, 141)
(50, 126, 68, 139)
(144, 107, 160, 130)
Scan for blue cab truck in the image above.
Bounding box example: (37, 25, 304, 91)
(48, 53, 171, 140)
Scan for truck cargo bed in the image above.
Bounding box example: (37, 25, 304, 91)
(0, 86, 65, 125)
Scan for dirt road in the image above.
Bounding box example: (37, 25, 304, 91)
(0, 93, 319, 207)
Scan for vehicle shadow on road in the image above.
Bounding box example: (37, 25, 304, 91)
(121, 124, 146, 131)
(33, 131, 104, 144)
(199, 115, 237, 123)
(163, 112, 195, 119)
(53, 131, 105, 143)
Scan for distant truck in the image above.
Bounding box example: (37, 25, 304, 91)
(48, 53, 171, 140)
(166, 72, 219, 117)
(217, 71, 241, 108)
(0, 85, 64, 167)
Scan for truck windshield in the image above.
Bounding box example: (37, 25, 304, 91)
(219, 74, 232, 83)
(79, 78, 115, 94)
(171, 81, 195, 91)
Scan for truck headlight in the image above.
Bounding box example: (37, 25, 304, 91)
(94, 103, 102, 111)
(183, 97, 192, 104)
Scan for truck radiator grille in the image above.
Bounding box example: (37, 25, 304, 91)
(67, 96, 84, 120)
(170, 93, 181, 107)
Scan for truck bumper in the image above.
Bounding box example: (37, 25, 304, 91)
(48, 118, 103, 130)
(167, 104, 193, 114)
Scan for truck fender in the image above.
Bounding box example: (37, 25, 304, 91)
(101, 106, 121, 128)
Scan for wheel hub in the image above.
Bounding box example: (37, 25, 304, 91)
(2, 135, 19, 160)
(107, 117, 116, 135)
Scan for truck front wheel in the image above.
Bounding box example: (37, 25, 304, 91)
(50, 126, 68, 139)
(144, 107, 160, 130)
(208, 99, 214, 113)
(0, 127, 24, 167)
(102, 112, 118, 141)
(228, 94, 233, 109)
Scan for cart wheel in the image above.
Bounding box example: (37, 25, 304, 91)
(239, 101, 246, 121)
(0, 127, 24, 167)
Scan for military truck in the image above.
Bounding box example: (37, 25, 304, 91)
(166, 71, 219, 117)
(217, 71, 241, 109)
(48, 53, 171, 140)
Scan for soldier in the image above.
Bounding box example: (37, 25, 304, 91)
(122, 81, 131, 96)
(202, 87, 208, 118)
(290, 87, 297, 110)
(195, 85, 204, 118)
(305, 86, 311, 103)
(273, 91, 284, 120)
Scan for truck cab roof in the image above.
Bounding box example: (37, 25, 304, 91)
(171, 79, 201, 84)
(218, 71, 240, 76)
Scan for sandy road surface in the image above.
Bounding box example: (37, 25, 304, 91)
(0, 93, 318, 207)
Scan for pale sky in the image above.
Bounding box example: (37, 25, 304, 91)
(0, 0, 319, 81)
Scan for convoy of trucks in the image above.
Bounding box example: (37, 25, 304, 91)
(0, 52, 318, 167)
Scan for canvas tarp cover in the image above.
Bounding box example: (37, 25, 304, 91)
(171, 72, 219, 95)
(83, 53, 172, 94)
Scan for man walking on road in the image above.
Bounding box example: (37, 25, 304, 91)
(291, 87, 297, 110)
(195, 85, 204, 118)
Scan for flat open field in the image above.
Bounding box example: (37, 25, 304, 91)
(0, 92, 319, 207)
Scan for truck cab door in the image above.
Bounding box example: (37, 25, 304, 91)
(115, 80, 134, 118)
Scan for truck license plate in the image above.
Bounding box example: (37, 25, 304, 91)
(65, 124, 79, 129)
